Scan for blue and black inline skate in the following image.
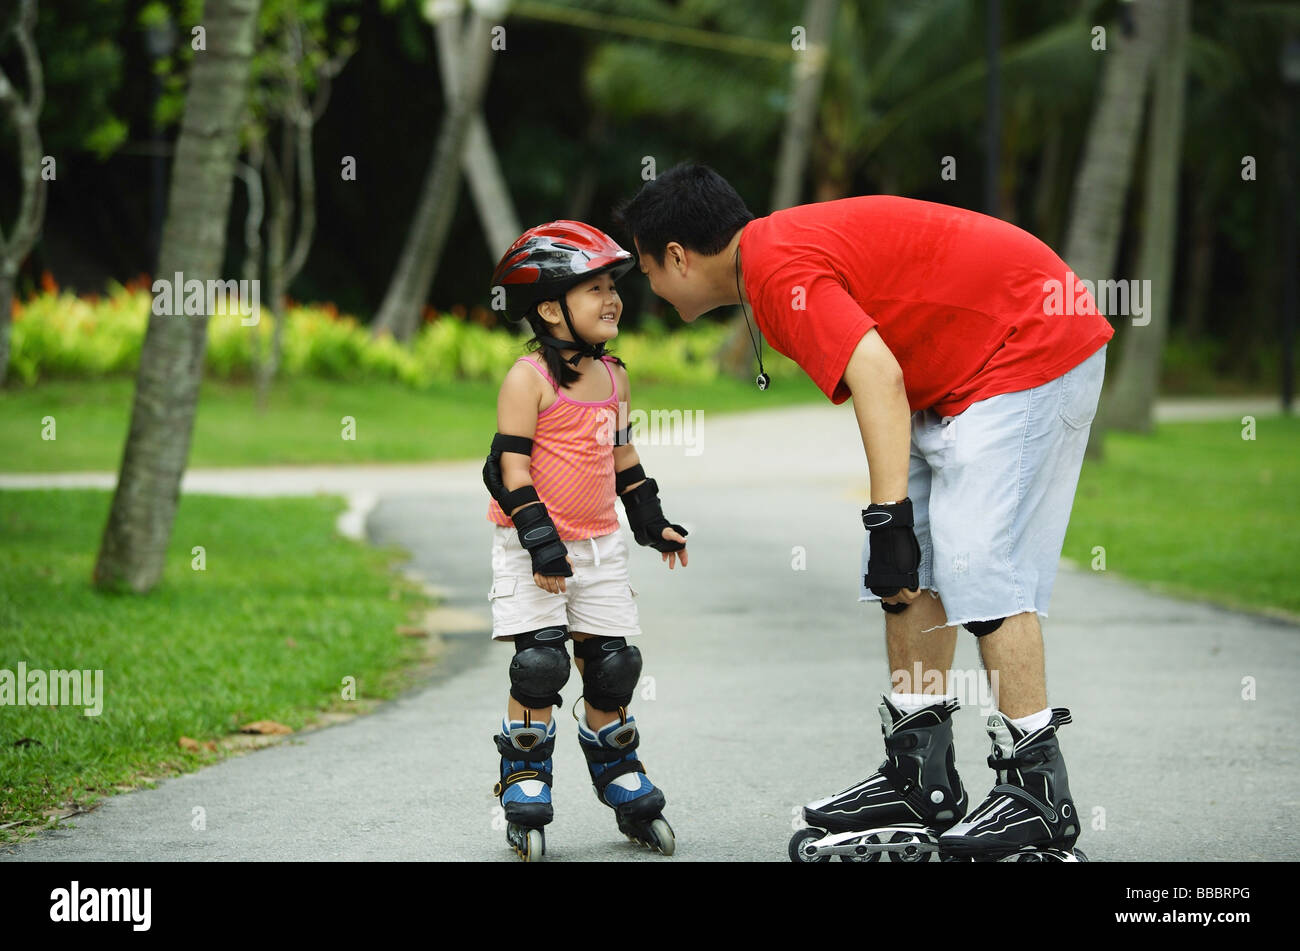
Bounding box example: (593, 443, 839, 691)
(577, 710, 675, 855)
(493, 714, 556, 862)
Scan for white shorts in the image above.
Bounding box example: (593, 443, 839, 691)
(487, 525, 642, 640)
(859, 344, 1108, 632)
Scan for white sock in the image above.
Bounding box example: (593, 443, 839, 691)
(890, 692, 955, 715)
(1007, 707, 1052, 733)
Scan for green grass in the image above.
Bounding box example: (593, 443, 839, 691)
(0, 374, 826, 472)
(0, 490, 432, 841)
(1063, 415, 1300, 617)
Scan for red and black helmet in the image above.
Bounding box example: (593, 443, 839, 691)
(491, 220, 635, 319)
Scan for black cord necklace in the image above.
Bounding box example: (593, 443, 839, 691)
(733, 246, 770, 391)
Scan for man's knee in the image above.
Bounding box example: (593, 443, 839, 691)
(963, 617, 1004, 637)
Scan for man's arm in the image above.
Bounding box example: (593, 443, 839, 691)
(840, 327, 911, 505)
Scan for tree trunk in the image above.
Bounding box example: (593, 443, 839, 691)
(0, 268, 13, 384)
(371, 1, 506, 340)
(237, 143, 265, 385)
(93, 0, 260, 593)
(1182, 180, 1213, 341)
(257, 119, 292, 408)
(0, 0, 47, 388)
(1060, 0, 1164, 459)
(565, 112, 605, 225)
(1062, 0, 1163, 289)
(770, 0, 838, 212)
(256, 14, 332, 401)
(717, 0, 839, 383)
(1098, 0, 1187, 435)
(433, 4, 520, 259)
(1031, 113, 1064, 249)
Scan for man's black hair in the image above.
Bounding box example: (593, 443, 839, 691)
(612, 163, 754, 268)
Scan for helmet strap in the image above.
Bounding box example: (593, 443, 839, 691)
(539, 296, 606, 367)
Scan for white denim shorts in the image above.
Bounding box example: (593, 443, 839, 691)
(488, 525, 642, 640)
(859, 344, 1108, 632)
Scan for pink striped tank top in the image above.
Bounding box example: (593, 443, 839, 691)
(486, 354, 621, 541)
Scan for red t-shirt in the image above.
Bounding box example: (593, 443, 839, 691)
(738, 196, 1115, 416)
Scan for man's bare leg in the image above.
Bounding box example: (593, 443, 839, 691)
(974, 611, 1047, 718)
(886, 592, 957, 696)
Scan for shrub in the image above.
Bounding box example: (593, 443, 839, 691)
(4, 287, 803, 389)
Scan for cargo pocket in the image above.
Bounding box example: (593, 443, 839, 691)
(488, 577, 517, 602)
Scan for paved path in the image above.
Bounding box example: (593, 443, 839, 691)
(3, 400, 1297, 861)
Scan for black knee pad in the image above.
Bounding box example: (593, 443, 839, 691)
(573, 636, 642, 711)
(881, 601, 909, 614)
(509, 626, 571, 709)
(963, 618, 1005, 637)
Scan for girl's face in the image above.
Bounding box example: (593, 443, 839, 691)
(541, 271, 623, 346)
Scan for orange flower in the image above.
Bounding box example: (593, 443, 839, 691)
(40, 271, 58, 294)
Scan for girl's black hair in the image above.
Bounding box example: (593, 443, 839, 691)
(611, 162, 754, 267)
(521, 301, 626, 390)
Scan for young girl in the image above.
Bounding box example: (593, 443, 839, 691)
(481, 220, 689, 862)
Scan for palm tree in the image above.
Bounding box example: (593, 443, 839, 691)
(1061, 0, 1168, 459)
(1103, 0, 1190, 434)
(94, 0, 262, 593)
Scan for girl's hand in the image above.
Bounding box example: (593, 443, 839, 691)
(533, 556, 575, 594)
(660, 528, 688, 569)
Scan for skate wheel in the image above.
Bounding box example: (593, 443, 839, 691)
(840, 832, 882, 863)
(523, 828, 544, 862)
(888, 830, 931, 863)
(1073, 847, 1089, 863)
(788, 827, 830, 863)
(649, 818, 675, 856)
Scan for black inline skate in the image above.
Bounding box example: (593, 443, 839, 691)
(493, 715, 556, 862)
(577, 710, 675, 855)
(790, 696, 968, 862)
(938, 707, 1087, 862)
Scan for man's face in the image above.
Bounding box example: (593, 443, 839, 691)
(635, 239, 703, 323)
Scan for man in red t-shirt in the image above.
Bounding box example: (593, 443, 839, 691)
(614, 163, 1111, 862)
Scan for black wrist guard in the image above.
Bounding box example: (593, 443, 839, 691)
(620, 475, 688, 553)
(861, 497, 920, 596)
(511, 500, 572, 577)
